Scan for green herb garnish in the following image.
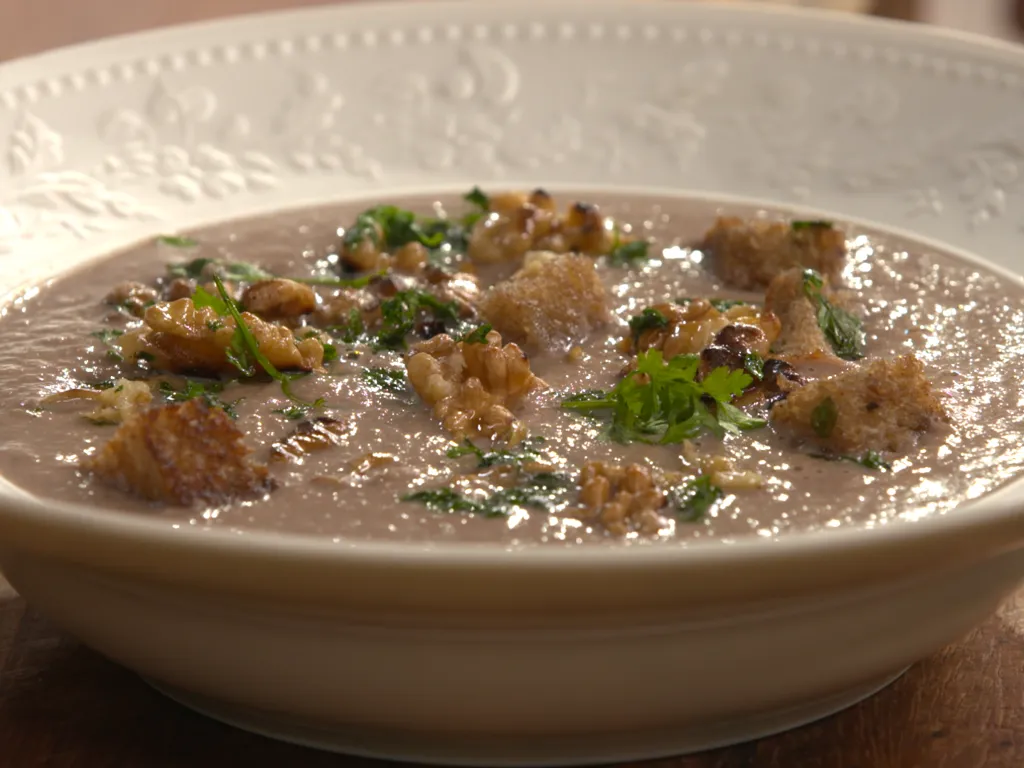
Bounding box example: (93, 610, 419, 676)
(743, 351, 764, 381)
(402, 472, 571, 518)
(607, 237, 650, 266)
(91, 328, 124, 344)
(168, 257, 272, 283)
(668, 475, 724, 522)
(375, 290, 460, 350)
(159, 379, 240, 419)
(343, 206, 468, 254)
(791, 220, 834, 231)
(329, 309, 366, 345)
(157, 235, 199, 248)
(560, 349, 765, 443)
(445, 437, 546, 470)
(628, 308, 669, 345)
(361, 367, 407, 393)
(463, 186, 490, 212)
(810, 449, 892, 471)
(676, 298, 750, 312)
(272, 404, 318, 421)
(456, 323, 493, 345)
(811, 397, 839, 438)
(801, 269, 864, 360)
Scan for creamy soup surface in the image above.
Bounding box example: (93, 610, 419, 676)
(0, 191, 1022, 546)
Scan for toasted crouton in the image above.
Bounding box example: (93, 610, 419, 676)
(703, 217, 846, 290)
(765, 268, 834, 357)
(477, 251, 609, 351)
(770, 355, 947, 453)
(82, 399, 271, 505)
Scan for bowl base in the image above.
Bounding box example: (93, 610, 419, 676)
(146, 668, 907, 766)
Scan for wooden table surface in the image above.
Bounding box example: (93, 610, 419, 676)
(3, 1, 1024, 766)
(2, 573, 1023, 767)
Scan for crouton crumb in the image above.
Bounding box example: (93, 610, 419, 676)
(478, 251, 610, 351)
(81, 399, 271, 505)
(703, 216, 846, 290)
(765, 267, 835, 357)
(770, 355, 948, 453)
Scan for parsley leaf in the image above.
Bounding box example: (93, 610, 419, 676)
(362, 367, 407, 393)
(743, 351, 765, 381)
(329, 309, 366, 345)
(561, 350, 763, 443)
(801, 269, 865, 360)
(168, 257, 272, 283)
(811, 397, 839, 438)
(811, 449, 892, 471)
(159, 379, 240, 419)
(375, 290, 460, 350)
(676, 297, 750, 312)
(628, 308, 669, 345)
(344, 206, 466, 253)
(402, 472, 571, 519)
(273, 404, 318, 421)
(90, 328, 124, 362)
(791, 220, 834, 231)
(607, 237, 650, 266)
(157, 235, 199, 248)
(456, 323, 493, 345)
(445, 436, 546, 469)
(668, 475, 723, 522)
(463, 186, 490, 211)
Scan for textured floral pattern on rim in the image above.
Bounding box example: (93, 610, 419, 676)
(0, 2, 1023, 270)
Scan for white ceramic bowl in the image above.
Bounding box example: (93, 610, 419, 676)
(3, 2, 1024, 764)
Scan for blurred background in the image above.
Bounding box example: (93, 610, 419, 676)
(0, 0, 1020, 62)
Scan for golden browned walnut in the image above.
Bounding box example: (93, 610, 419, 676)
(104, 282, 159, 317)
(770, 355, 948, 454)
(703, 217, 846, 290)
(270, 417, 350, 463)
(577, 461, 670, 537)
(117, 298, 324, 375)
(627, 300, 781, 363)
(478, 252, 609, 351)
(680, 442, 764, 491)
(405, 329, 544, 442)
(163, 278, 197, 302)
(764, 267, 836, 358)
(467, 190, 615, 264)
(41, 378, 153, 424)
(81, 399, 271, 505)
(241, 278, 316, 321)
(392, 242, 429, 274)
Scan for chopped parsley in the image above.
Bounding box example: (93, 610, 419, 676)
(456, 323, 493, 345)
(743, 351, 765, 381)
(607, 237, 650, 267)
(156, 235, 199, 248)
(328, 309, 366, 345)
(168, 257, 272, 283)
(628, 308, 669, 345)
(461, 186, 490, 230)
(273, 404, 318, 421)
(791, 220, 834, 231)
(801, 269, 865, 360)
(669, 475, 724, 522)
(91, 328, 124, 362)
(203, 276, 324, 411)
(361, 367, 407, 393)
(375, 290, 460, 350)
(159, 379, 240, 419)
(811, 449, 892, 471)
(560, 349, 765, 443)
(445, 436, 547, 470)
(402, 472, 571, 518)
(676, 297, 750, 312)
(342, 201, 477, 257)
(811, 397, 839, 438)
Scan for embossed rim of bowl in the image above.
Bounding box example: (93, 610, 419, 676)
(1, 1, 1024, 608)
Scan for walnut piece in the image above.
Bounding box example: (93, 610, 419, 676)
(104, 282, 159, 318)
(118, 298, 324, 375)
(41, 378, 153, 424)
(627, 300, 781, 362)
(467, 190, 616, 264)
(577, 461, 670, 537)
(81, 399, 270, 505)
(241, 278, 316, 320)
(405, 329, 544, 441)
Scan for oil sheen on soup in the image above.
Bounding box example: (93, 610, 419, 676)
(0, 190, 1022, 546)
